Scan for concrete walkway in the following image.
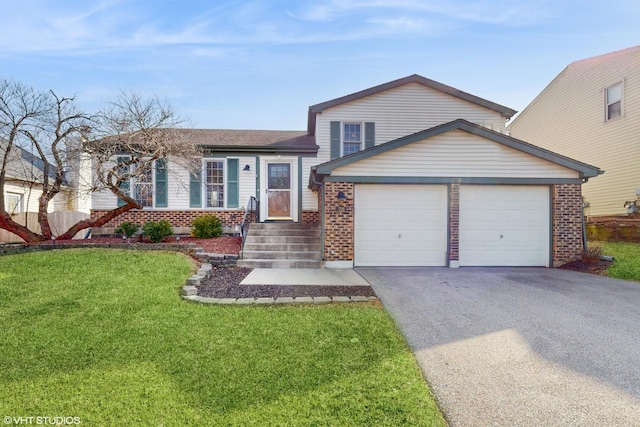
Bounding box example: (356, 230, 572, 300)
(240, 268, 370, 286)
(181, 264, 376, 305)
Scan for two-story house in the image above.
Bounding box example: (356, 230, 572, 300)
(509, 45, 640, 218)
(90, 74, 601, 267)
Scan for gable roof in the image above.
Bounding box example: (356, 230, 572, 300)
(312, 119, 603, 179)
(0, 144, 68, 185)
(510, 45, 640, 127)
(307, 74, 517, 134)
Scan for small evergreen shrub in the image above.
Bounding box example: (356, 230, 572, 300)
(142, 220, 173, 243)
(114, 221, 139, 238)
(191, 214, 223, 239)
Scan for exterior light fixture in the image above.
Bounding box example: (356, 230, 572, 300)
(337, 191, 347, 200)
(243, 164, 251, 171)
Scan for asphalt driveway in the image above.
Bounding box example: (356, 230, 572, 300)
(357, 267, 640, 426)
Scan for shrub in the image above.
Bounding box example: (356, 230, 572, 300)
(114, 221, 139, 238)
(582, 245, 603, 265)
(142, 220, 173, 243)
(191, 214, 223, 239)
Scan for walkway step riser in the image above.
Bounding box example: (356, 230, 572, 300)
(245, 236, 320, 244)
(243, 243, 322, 252)
(242, 251, 322, 260)
(237, 260, 322, 268)
(250, 223, 320, 230)
(248, 229, 321, 237)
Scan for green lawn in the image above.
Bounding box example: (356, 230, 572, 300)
(0, 249, 446, 426)
(599, 241, 640, 281)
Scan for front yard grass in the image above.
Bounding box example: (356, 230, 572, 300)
(0, 249, 446, 426)
(599, 241, 640, 281)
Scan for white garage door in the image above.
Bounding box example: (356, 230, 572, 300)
(459, 185, 550, 267)
(355, 184, 447, 266)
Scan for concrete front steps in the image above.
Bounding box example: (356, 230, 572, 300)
(238, 222, 322, 268)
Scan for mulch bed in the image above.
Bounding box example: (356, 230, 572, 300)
(197, 266, 376, 299)
(559, 259, 612, 276)
(27, 236, 242, 255)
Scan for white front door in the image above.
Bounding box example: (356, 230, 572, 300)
(354, 184, 448, 267)
(459, 185, 550, 266)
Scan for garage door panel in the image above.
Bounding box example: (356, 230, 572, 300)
(460, 186, 549, 267)
(355, 185, 447, 267)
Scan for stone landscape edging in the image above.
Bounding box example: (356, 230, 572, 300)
(180, 261, 378, 305)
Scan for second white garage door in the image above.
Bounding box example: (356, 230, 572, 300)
(459, 185, 550, 267)
(354, 184, 447, 266)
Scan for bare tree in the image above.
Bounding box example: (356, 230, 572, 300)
(0, 79, 198, 242)
(0, 79, 85, 241)
(60, 91, 199, 239)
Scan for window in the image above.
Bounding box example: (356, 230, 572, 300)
(190, 158, 239, 209)
(5, 193, 22, 214)
(132, 163, 153, 207)
(205, 160, 224, 208)
(116, 156, 167, 208)
(606, 82, 623, 121)
(343, 123, 362, 155)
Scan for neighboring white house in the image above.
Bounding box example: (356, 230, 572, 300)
(509, 45, 640, 217)
(2, 145, 73, 214)
(0, 145, 91, 242)
(91, 74, 602, 267)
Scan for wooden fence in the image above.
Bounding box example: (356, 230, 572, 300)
(0, 211, 90, 243)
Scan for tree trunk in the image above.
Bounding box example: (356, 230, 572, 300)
(38, 195, 53, 240)
(56, 202, 139, 240)
(0, 213, 45, 243)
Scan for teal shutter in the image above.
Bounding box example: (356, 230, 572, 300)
(155, 159, 168, 207)
(364, 122, 375, 149)
(227, 159, 239, 208)
(330, 121, 341, 160)
(117, 156, 130, 207)
(189, 167, 202, 208)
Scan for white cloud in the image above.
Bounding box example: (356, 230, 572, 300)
(291, 0, 553, 26)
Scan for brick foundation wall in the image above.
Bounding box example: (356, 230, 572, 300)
(91, 210, 244, 229)
(323, 182, 354, 262)
(302, 211, 320, 224)
(91, 209, 320, 234)
(552, 184, 584, 266)
(448, 183, 460, 262)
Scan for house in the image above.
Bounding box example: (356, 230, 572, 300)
(91, 74, 602, 267)
(508, 45, 640, 218)
(1, 145, 70, 215)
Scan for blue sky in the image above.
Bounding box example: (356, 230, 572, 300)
(1, 0, 639, 130)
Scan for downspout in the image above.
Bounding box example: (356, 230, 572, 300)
(310, 167, 325, 262)
(582, 202, 588, 252)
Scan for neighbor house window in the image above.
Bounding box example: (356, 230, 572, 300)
(5, 193, 22, 214)
(205, 160, 224, 208)
(606, 82, 623, 121)
(343, 123, 362, 155)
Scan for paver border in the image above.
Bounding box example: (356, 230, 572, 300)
(180, 262, 378, 305)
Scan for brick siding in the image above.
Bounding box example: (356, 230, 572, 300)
(552, 184, 584, 266)
(323, 182, 354, 262)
